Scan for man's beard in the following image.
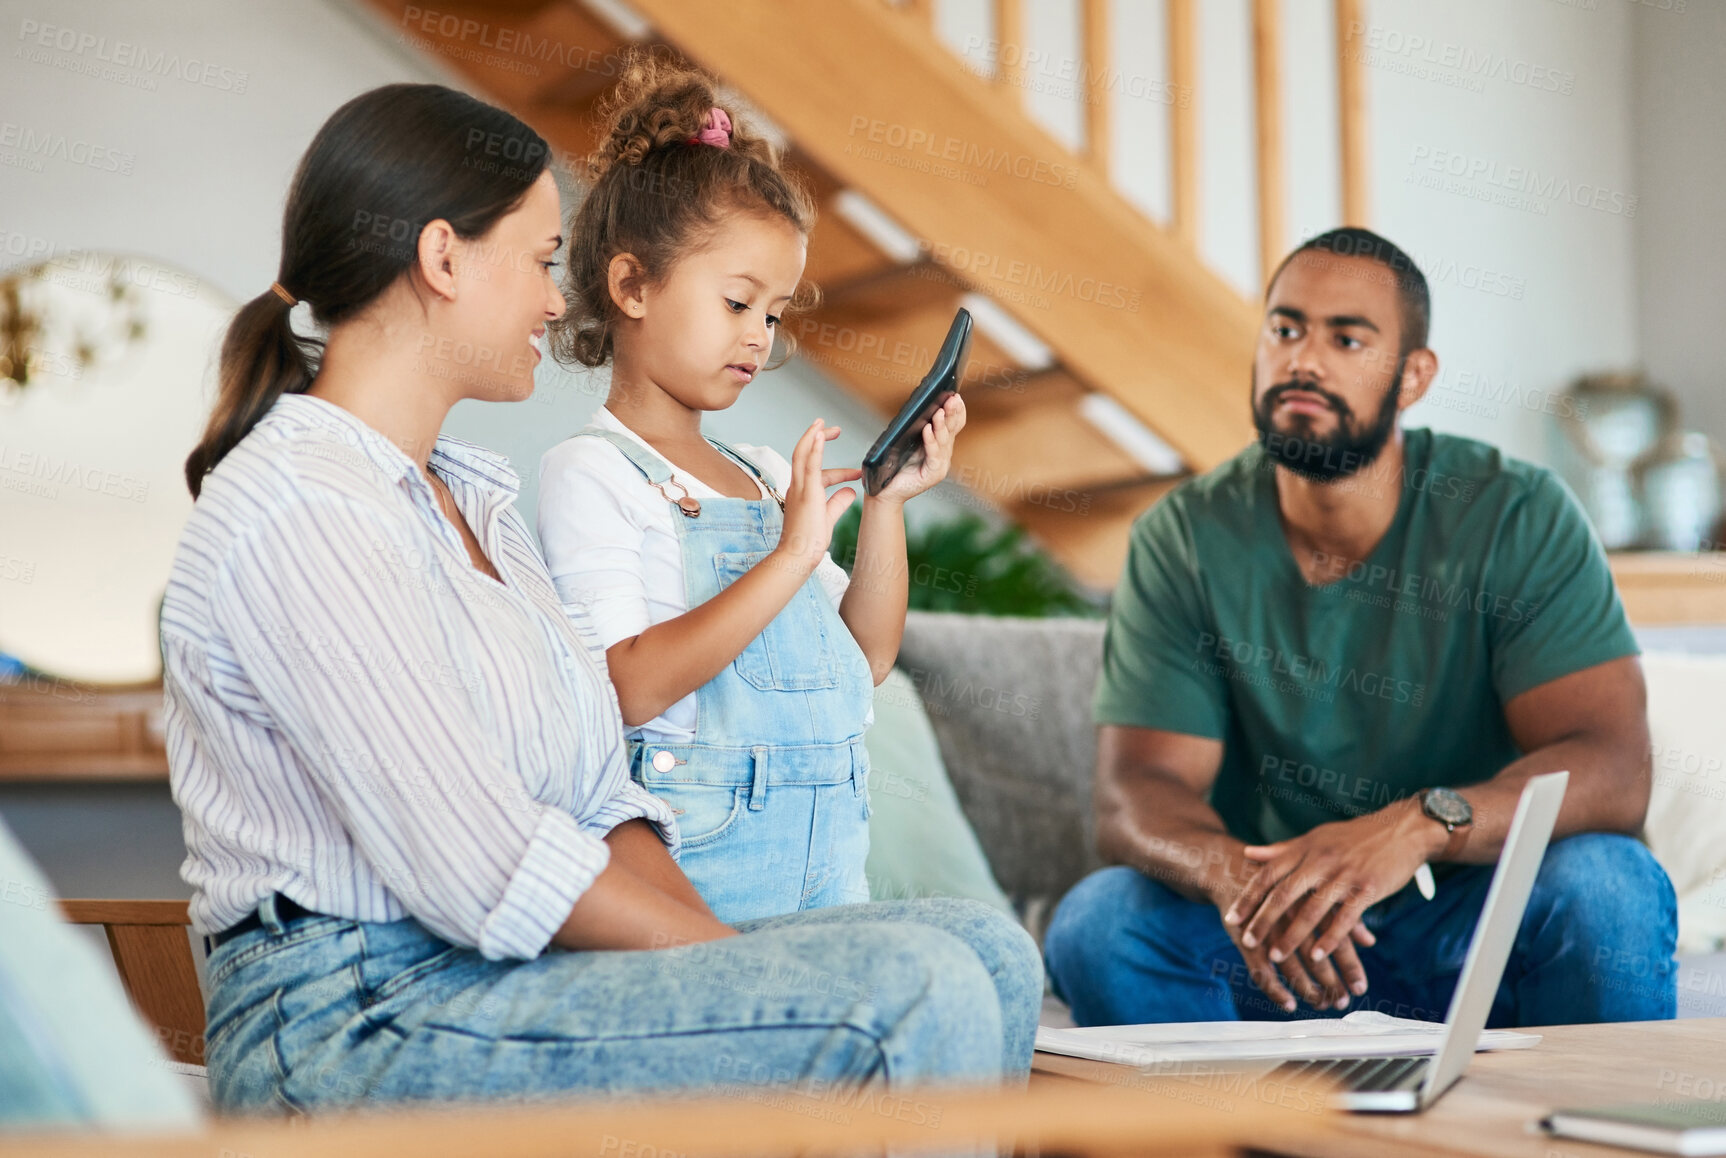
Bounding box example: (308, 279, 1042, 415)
(1251, 362, 1404, 483)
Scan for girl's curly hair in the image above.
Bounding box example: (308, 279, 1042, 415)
(552, 47, 819, 369)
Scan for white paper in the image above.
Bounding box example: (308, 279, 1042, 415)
(1035, 1010, 1541, 1067)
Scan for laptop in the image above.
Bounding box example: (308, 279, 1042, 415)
(1267, 771, 1569, 1113)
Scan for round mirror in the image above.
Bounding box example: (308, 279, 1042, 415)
(0, 252, 231, 684)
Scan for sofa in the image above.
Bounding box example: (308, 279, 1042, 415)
(892, 611, 1726, 1020)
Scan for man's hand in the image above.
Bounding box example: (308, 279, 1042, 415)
(1220, 911, 1378, 1012)
(1225, 799, 1446, 970)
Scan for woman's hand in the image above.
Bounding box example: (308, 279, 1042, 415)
(874, 394, 966, 506)
(772, 418, 862, 574)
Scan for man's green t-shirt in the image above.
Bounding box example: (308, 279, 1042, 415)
(1093, 427, 1638, 845)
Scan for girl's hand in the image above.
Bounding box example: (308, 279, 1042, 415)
(875, 394, 966, 505)
(772, 418, 861, 574)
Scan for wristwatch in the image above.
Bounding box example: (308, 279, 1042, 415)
(1419, 787, 1474, 860)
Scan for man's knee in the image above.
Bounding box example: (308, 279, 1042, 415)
(1045, 866, 1217, 966)
(1536, 834, 1674, 914)
(1533, 834, 1677, 946)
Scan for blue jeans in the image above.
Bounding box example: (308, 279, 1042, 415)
(203, 895, 1041, 1114)
(1044, 833, 1677, 1028)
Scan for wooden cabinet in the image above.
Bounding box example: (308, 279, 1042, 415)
(0, 678, 168, 781)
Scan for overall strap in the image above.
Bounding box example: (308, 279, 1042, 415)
(707, 437, 784, 507)
(572, 429, 674, 486)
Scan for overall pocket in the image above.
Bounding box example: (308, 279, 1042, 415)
(712, 552, 838, 691)
(652, 782, 747, 849)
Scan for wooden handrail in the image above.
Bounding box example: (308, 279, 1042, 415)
(1167, 0, 1199, 247)
(993, 0, 1022, 100)
(937, 0, 1373, 256)
(630, 0, 1256, 471)
(1336, 0, 1371, 225)
(1082, 0, 1111, 175)
(1252, 0, 1286, 286)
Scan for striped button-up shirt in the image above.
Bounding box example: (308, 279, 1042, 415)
(161, 393, 677, 960)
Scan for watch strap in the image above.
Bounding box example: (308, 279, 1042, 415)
(1440, 818, 1472, 861)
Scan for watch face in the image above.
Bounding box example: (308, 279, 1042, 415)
(1423, 787, 1473, 826)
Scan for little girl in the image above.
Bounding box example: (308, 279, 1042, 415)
(538, 56, 965, 925)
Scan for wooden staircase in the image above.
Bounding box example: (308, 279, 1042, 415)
(366, 0, 1368, 588)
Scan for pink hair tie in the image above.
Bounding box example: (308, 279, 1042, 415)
(688, 106, 731, 148)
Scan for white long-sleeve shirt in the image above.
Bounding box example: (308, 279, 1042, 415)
(161, 393, 676, 961)
(537, 407, 850, 745)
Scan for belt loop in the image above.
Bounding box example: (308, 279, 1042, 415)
(749, 746, 769, 811)
(258, 892, 286, 936)
(852, 740, 867, 797)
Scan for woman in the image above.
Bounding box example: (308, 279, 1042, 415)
(164, 82, 1040, 1114)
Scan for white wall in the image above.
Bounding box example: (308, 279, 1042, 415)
(0, 0, 947, 538)
(948, 0, 1645, 467)
(1362, 0, 1641, 466)
(0, 0, 441, 301)
(0, 0, 915, 900)
(1631, 0, 1726, 445)
(1, 0, 1667, 494)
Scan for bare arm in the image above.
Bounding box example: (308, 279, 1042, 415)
(604, 422, 858, 727)
(605, 545, 821, 726)
(836, 495, 909, 684)
(1095, 724, 1372, 1010)
(550, 857, 735, 951)
(837, 396, 965, 684)
(1234, 655, 1651, 967)
(547, 818, 735, 952)
(602, 818, 716, 919)
(1447, 653, 1650, 859)
(1094, 724, 1241, 906)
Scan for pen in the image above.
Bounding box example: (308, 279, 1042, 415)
(1414, 862, 1436, 900)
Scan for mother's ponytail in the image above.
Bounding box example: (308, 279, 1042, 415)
(184, 83, 551, 498)
(184, 286, 316, 497)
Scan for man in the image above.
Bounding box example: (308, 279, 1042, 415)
(1043, 228, 1675, 1028)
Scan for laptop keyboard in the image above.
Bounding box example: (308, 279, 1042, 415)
(1270, 1054, 1431, 1093)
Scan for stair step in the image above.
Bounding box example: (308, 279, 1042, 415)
(369, 0, 1239, 590)
(814, 259, 961, 319)
(956, 395, 1148, 495)
(620, 0, 1255, 480)
(795, 274, 1031, 415)
(388, 1, 628, 113)
(959, 367, 1083, 420)
(1010, 477, 1187, 590)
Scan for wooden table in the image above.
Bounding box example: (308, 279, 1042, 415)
(1032, 1017, 1726, 1157)
(3, 1077, 1325, 1157)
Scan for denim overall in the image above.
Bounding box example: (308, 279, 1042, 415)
(576, 430, 874, 924)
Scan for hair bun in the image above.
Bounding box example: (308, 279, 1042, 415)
(558, 47, 814, 370)
(589, 50, 712, 174)
(588, 48, 776, 178)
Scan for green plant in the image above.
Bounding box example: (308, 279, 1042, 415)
(826, 505, 1103, 618)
